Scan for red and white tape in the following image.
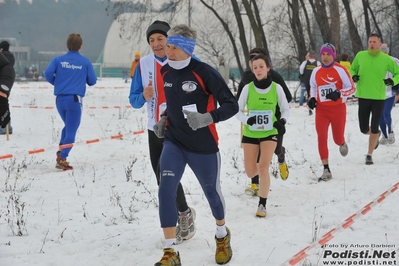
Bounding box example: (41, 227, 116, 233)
(14, 86, 129, 90)
(11, 105, 133, 110)
(280, 181, 399, 266)
(0, 130, 145, 160)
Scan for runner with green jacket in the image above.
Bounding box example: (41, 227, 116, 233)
(350, 33, 399, 165)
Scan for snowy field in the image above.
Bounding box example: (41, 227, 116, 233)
(0, 78, 398, 266)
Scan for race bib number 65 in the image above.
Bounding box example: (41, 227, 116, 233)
(248, 110, 273, 131)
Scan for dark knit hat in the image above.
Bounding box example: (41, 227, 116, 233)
(0, 41, 10, 51)
(146, 20, 170, 43)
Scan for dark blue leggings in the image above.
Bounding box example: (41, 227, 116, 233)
(379, 96, 395, 138)
(159, 141, 226, 228)
(56, 95, 82, 159)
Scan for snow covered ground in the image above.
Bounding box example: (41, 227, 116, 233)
(1, 78, 398, 266)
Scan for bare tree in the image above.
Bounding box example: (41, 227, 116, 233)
(299, 0, 317, 52)
(287, 0, 308, 61)
(341, 0, 363, 54)
(329, 0, 340, 53)
(308, 0, 331, 42)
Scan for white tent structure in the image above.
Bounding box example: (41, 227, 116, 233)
(102, 13, 152, 68)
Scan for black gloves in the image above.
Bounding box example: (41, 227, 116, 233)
(0, 97, 10, 128)
(326, 90, 341, 101)
(352, 75, 360, 83)
(273, 119, 286, 135)
(247, 116, 256, 126)
(307, 97, 317, 110)
(384, 78, 394, 86)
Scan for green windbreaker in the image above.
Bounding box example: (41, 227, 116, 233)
(350, 50, 399, 100)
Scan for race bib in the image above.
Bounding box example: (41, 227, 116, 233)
(159, 102, 167, 120)
(318, 84, 336, 102)
(248, 110, 273, 131)
(182, 104, 198, 118)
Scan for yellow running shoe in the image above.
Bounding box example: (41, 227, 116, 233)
(279, 161, 289, 180)
(244, 184, 259, 196)
(154, 248, 182, 266)
(215, 227, 232, 265)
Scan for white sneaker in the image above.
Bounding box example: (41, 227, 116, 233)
(339, 142, 348, 157)
(388, 132, 395, 144)
(255, 205, 267, 217)
(318, 169, 332, 182)
(177, 207, 196, 242)
(380, 136, 389, 145)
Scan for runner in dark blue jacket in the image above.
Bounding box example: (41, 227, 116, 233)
(44, 33, 97, 170)
(152, 24, 237, 266)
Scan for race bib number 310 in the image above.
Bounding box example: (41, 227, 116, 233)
(248, 110, 273, 131)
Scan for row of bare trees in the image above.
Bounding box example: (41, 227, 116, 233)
(106, 0, 399, 77)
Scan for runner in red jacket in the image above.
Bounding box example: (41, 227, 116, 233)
(308, 43, 356, 181)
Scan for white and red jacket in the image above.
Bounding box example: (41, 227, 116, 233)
(309, 62, 355, 106)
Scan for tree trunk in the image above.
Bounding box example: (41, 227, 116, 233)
(341, 0, 363, 54)
(362, 0, 371, 37)
(366, 3, 383, 41)
(299, 0, 317, 51)
(308, 0, 331, 43)
(241, 0, 262, 48)
(251, 0, 271, 60)
(199, 0, 245, 75)
(287, 0, 308, 63)
(329, 0, 340, 54)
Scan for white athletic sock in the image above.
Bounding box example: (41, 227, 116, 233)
(165, 238, 178, 252)
(215, 224, 227, 239)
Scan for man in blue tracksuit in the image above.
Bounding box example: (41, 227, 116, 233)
(44, 33, 97, 170)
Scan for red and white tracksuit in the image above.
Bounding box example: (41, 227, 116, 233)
(309, 62, 356, 160)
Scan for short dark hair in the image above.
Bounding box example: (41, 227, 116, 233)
(369, 33, 381, 40)
(341, 53, 349, 61)
(251, 54, 271, 68)
(67, 33, 82, 51)
(249, 47, 267, 56)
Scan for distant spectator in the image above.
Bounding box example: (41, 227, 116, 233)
(218, 55, 230, 85)
(130, 51, 141, 79)
(340, 53, 351, 71)
(0, 41, 15, 66)
(299, 51, 321, 114)
(0, 52, 15, 134)
(0, 40, 15, 134)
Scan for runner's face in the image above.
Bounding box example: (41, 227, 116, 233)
(368, 36, 381, 50)
(165, 44, 190, 61)
(321, 52, 334, 65)
(149, 33, 167, 58)
(249, 53, 259, 71)
(252, 58, 270, 80)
